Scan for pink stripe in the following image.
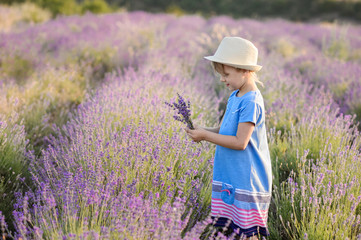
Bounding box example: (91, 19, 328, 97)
(212, 201, 269, 218)
(211, 206, 268, 223)
(212, 207, 268, 224)
(212, 211, 267, 228)
(212, 198, 269, 215)
(212, 198, 269, 212)
(211, 199, 269, 228)
(220, 189, 231, 195)
(211, 205, 268, 222)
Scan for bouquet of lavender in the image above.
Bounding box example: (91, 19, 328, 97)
(165, 93, 194, 130)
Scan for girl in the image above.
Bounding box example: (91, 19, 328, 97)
(186, 37, 272, 239)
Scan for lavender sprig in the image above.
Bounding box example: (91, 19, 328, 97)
(165, 93, 194, 130)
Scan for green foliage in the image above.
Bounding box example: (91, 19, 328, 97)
(24, 70, 86, 152)
(348, 48, 361, 63)
(349, 103, 361, 128)
(328, 81, 350, 99)
(356, 202, 361, 216)
(69, 46, 119, 84)
(268, 180, 296, 240)
(106, 0, 361, 22)
(269, 105, 358, 186)
(278, 144, 361, 239)
(0, 55, 35, 84)
(1, 0, 361, 21)
(322, 29, 350, 61)
(166, 4, 186, 17)
(0, 0, 24, 4)
(0, 2, 51, 32)
(2, 68, 87, 155)
(324, 39, 349, 60)
(15, 2, 52, 23)
(31, 0, 80, 16)
(267, 102, 361, 239)
(81, 0, 111, 14)
(0, 115, 32, 232)
(268, 128, 298, 186)
(272, 38, 297, 58)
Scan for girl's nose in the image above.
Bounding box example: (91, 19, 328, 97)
(220, 76, 226, 82)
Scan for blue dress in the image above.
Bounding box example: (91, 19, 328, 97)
(211, 90, 272, 237)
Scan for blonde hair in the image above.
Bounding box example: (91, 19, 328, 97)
(211, 62, 264, 88)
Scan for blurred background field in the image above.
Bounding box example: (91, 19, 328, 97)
(1, 1, 361, 240)
(1, 0, 361, 21)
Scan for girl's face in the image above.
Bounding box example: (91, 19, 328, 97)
(219, 65, 249, 91)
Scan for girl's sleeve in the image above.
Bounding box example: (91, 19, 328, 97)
(238, 100, 262, 125)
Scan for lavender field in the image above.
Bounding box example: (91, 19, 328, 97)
(1, 9, 361, 240)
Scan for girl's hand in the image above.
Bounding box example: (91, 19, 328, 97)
(185, 125, 207, 143)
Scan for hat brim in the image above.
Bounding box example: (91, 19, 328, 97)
(204, 56, 262, 72)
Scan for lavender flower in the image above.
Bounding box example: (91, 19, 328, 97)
(165, 93, 194, 130)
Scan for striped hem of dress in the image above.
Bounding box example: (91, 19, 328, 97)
(211, 181, 271, 237)
(211, 216, 270, 237)
(211, 198, 269, 229)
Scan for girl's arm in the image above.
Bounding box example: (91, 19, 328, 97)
(186, 122, 255, 150)
(201, 126, 220, 133)
(199, 115, 224, 134)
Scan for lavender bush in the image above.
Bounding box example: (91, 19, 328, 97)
(9, 69, 217, 239)
(0, 113, 33, 234)
(0, 6, 361, 240)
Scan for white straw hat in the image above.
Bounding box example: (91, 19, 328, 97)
(204, 37, 262, 72)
